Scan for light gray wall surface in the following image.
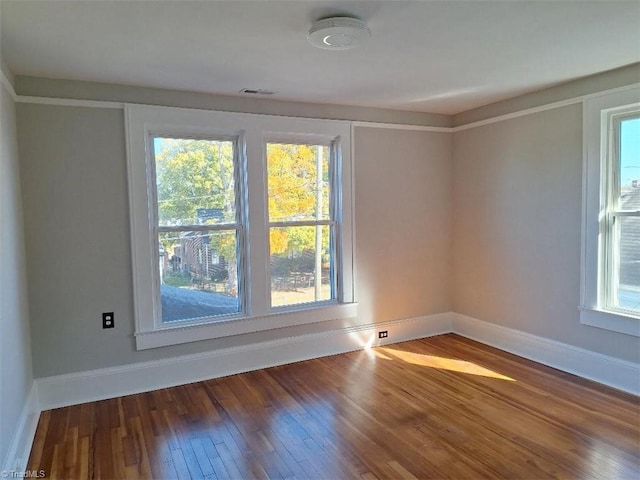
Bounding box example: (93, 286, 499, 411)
(453, 63, 640, 126)
(0, 77, 33, 463)
(354, 128, 452, 322)
(14, 66, 640, 379)
(1, 57, 15, 86)
(17, 104, 453, 378)
(452, 104, 640, 362)
(15, 63, 640, 130)
(15, 76, 452, 128)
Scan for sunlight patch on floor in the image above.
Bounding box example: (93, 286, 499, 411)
(586, 440, 628, 479)
(374, 347, 515, 381)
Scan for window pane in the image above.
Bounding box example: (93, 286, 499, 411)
(266, 143, 330, 222)
(159, 230, 240, 323)
(619, 117, 640, 210)
(616, 216, 640, 312)
(270, 225, 333, 307)
(154, 137, 236, 226)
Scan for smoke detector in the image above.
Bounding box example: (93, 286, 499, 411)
(308, 17, 371, 50)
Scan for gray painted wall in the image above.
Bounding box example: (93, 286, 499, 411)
(354, 128, 452, 322)
(0, 77, 33, 463)
(453, 63, 640, 126)
(16, 104, 453, 377)
(15, 76, 452, 128)
(15, 63, 640, 130)
(13, 66, 640, 380)
(452, 104, 640, 362)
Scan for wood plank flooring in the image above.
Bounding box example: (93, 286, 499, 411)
(27, 334, 640, 479)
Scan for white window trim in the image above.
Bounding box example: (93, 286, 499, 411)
(126, 105, 356, 350)
(580, 87, 640, 337)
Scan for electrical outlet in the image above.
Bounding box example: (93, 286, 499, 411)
(102, 312, 115, 329)
(378, 330, 388, 339)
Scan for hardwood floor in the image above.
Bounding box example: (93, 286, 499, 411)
(27, 334, 639, 479)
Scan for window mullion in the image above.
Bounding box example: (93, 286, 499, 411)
(245, 126, 271, 316)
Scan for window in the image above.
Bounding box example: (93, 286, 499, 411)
(601, 114, 640, 314)
(152, 137, 244, 323)
(266, 142, 335, 308)
(581, 87, 640, 336)
(126, 105, 356, 349)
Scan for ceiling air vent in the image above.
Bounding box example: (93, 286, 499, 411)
(239, 88, 276, 95)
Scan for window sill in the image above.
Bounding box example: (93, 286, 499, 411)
(135, 302, 358, 350)
(579, 307, 640, 337)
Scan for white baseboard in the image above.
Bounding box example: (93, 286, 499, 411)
(37, 313, 453, 410)
(14, 311, 640, 470)
(35, 312, 640, 411)
(1, 382, 40, 474)
(453, 313, 640, 396)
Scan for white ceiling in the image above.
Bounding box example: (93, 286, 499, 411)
(1, 0, 639, 114)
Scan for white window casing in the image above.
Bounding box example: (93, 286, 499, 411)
(581, 86, 640, 337)
(126, 105, 356, 350)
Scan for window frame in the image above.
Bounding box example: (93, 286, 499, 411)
(264, 137, 340, 311)
(126, 105, 356, 350)
(149, 133, 248, 327)
(601, 110, 640, 316)
(580, 87, 640, 337)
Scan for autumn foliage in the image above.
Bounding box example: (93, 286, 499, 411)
(154, 138, 331, 269)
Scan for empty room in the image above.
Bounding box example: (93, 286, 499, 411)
(1, 1, 639, 479)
